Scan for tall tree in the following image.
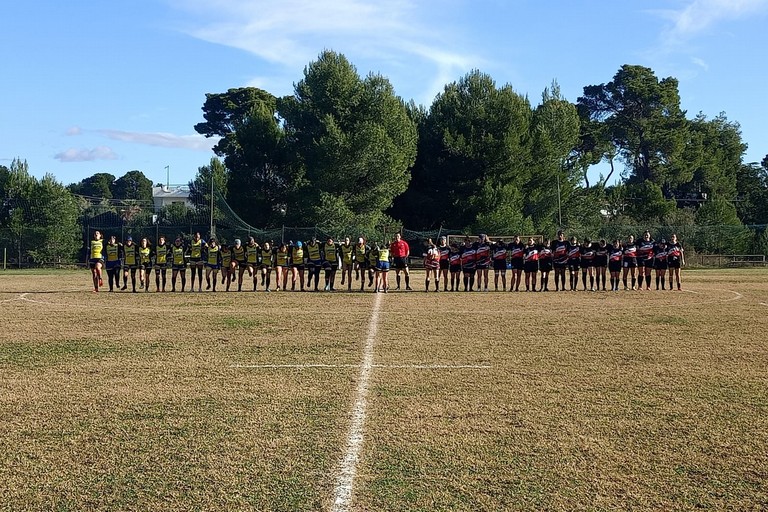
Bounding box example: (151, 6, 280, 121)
(195, 88, 293, 227)
(393, 70, 532, 231)
(527, 81, 581, 233)
(578, 65, 691, 191)
(673, 113, 746, 206)
(68, 172, 115, 199)
(277, 50, 417, 231)
(113, 170, 153, 202)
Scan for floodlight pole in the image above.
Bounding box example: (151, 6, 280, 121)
(557, 173, 563, 229)
(210, 170, 215, 237)
(165, 165, 170, 188)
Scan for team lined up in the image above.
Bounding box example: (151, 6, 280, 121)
(85, 230, 684, 293)
(85, 231, 414, 293)
(423, 230, 685, 293)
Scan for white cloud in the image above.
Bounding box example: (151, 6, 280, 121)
(170, 0, 476, 103)
(55, 146, 119, 162)
(65, 126, 82, 136)
(655, 0, 768, 45)
(95, 129, 218, 151)
(692, 57, 709, 71)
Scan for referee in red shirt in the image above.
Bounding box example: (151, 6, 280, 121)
(390, 232, 412, 290)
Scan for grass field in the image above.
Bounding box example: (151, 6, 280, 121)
(1, 269, 767, 511)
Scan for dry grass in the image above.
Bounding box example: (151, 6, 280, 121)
(1, 269, 767, 511)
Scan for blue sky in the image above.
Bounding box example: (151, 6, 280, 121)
(3, 0, 767, 188)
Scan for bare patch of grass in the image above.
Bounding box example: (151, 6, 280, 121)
(1, 269, 767, 510)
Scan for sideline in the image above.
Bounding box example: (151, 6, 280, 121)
(331, 291, 382, 512)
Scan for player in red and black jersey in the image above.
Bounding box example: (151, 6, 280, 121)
(580, 239, 596, 291)
(637, 230, 655, 290)
(422, 239, 440, 292)
(608, 239, 624, 291)
(460, 237, 477, 291)
(492, 238, 508, 291)
(667, 233, 685, 290)
(475, 234, 492, 292)
(437, 236, 451, 291)
(567, 236, 581, 291)
(507, 235, 525, 292)
(622, 235, 638, 290)
(552, 230, 569, 292)
(653, 239, 669, 289)
(523, 237, 539, 291)
(448, 243, 462, 291)
(593, 239, 609, 291)
(538, 239, 553, 291)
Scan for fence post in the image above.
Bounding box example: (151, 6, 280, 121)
(3, 247, 6, 270)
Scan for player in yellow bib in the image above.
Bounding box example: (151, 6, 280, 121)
(170, 237, 188, 292)
(104, 234, 122, 292)
(189, 232, 205, 292)
(274, 243, 290, 291)
(339, 237, 354, 291)
(374, 242, 391, 293)
(259, 241, 274, 292)
(204, 237, 222, 291)
(290, 241, 305, 291)
(219, 242, 232, 290)
(322, 238, 339, 291)
(122, 236, 139, 292)
(87, 230, 104, 292)
(153, 235, 170, 292)
(138, 237, 152, 291)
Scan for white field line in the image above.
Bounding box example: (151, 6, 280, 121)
(231, 364, 491, 370)
(331, 291, 382, 512)
(759, 302, 768, 307)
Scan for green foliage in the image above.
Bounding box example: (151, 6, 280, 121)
(279, 51, 417, 228)
(188, 157, 229, 224)
(735, 162, 768, 225)
(395, 70, 531, 230)
(624, 181, 676, 223)
(578, 65, 691, 189)
(694, 197, 750, 253)
(0, 160, 80, 263)
(68, 172, 115, 199)
(113, 170, 153, 202)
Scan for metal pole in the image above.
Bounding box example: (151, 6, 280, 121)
(210, 169, 215, 237)
(557, 174, 563, 229)
(3, 247, 6, 270)
(165, 165, 170, 188)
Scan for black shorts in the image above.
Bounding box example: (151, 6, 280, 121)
(594, 258, 608, 268)
(89, 258, 104, 269)
(524, 261, 539, 273)
(292, 263, 305, 271)
(539, 261, 553, 273)
(492, 260, 507, 271)
(654, 261, 668, 270)
(172, 264, 187, 271)
(608, 261, 622, 273)
(462, 266, 475, 274)
(640, 258, 653, 268)
(439, 259, 449, 270)
(623, 259, 637, 269)
(668, 260, 681, 269)
(356, 261, 368, 270)
(581, 259, 594, 268)
(553, 261, 567, 269)
(568, 261, 580, 272)
(154, 263, 168, 271)
(450, 265, 461, 273)
(509, 259, 523, 270)
(476, 262, 489, 270)
(392, 257, 408, 269)
(190, 257, 203, 265)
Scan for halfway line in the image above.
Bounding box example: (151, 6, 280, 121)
(332, 291, 383, 512)
(231, 364, 491, 370)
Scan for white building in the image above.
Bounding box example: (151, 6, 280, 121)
(152, 185, 192, 210)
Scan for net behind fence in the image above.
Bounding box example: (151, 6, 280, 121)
(1, 189, 767, 267)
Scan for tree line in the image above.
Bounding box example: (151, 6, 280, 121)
(2, 50, 768, 264)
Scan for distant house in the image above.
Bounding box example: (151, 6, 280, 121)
(152, 185, 192, 210)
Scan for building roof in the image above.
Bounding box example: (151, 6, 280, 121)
(152, 186, 189, 200)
